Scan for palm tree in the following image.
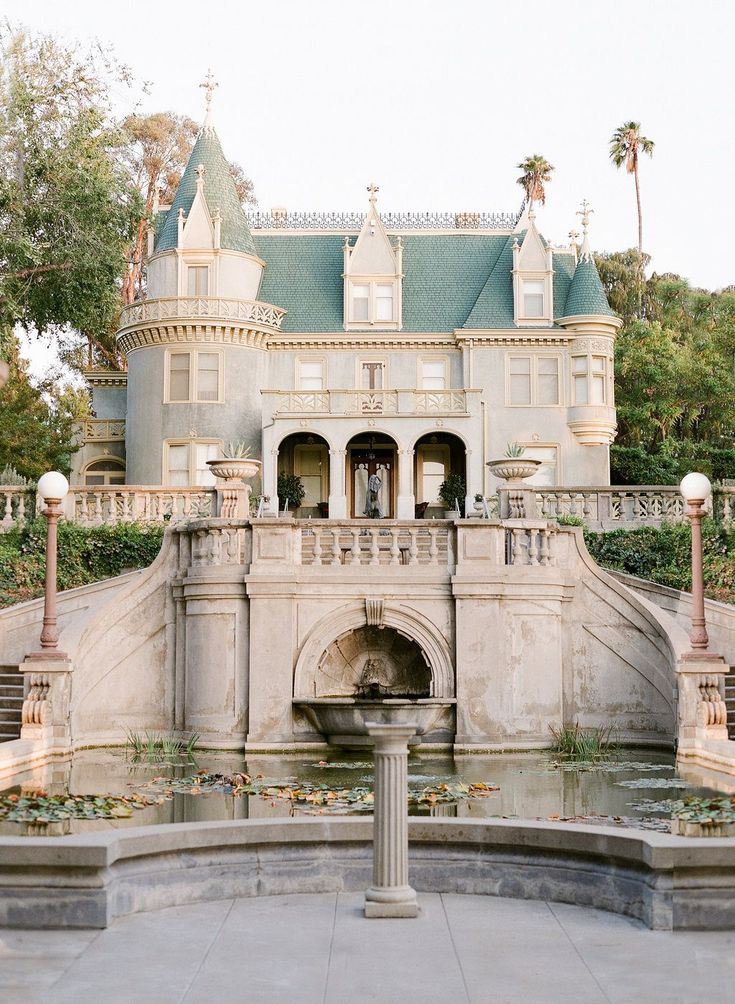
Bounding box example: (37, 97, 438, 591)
(516, 154, 555, 209)
(609, 122, 654, 254)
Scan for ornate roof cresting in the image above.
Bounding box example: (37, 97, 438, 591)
(199, 68, 218, 133)
(577, 199, 594, 262)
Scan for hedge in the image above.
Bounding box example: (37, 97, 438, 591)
(0, 520, 164, 608)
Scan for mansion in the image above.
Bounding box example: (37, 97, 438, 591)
(72, 97, 620, 519)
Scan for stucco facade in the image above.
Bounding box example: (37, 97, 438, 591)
(73, 102, 621, 515)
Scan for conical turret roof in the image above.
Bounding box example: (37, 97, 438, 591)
(156, 128, 256, 256)
(563, 257, 615, 317)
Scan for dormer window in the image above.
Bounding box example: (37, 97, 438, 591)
(343, 185, 403, 330)
(187, 265, 209, 296)
(348, 280, 396, 324)
(522, 280, 545, 318)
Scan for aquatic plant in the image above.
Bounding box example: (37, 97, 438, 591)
(125, 730, 199, 761)
(548, 721, 618, 759)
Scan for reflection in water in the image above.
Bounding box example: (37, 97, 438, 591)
(0, 747, 719, 837)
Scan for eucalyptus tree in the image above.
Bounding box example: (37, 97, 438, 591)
(516, 154, 555, 209)
(609, 121, 655, 254)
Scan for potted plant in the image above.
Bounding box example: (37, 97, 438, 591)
(473, 493, 485, 513)
(206, 441, 262, 483)
(486, 442, 542, 483)
(277, 472, 306, 511)
(438, 472, 466, 511)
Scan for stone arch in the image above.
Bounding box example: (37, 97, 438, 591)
(275, 427, 335, 452)
(293, 601, 454, 699)
(339, 427, 405, 452)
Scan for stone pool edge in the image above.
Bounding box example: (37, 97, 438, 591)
(1, 817, 734, 932)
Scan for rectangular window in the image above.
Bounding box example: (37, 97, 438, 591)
(167, 444, 189, 486)
(167, 350, 222, 403)
(523, 280, 545, 318)
(197, 353, 220, 401)
(169, 353, 191, 402)
(517, 445, 559, 486)
(352, 284, 369, 321)
(375, 284, 394, 321)
(509, 356, 532, 405)
(297, 359, 324, 391)
(572, 356, 589, 405)
(361, 361, 385, 390)
(166, 440, 221, 487)
(421, 359, 446, 390)
(591, 355, 607, 404)
(187, 266, 209, 296)
(537, 356, 560, 405)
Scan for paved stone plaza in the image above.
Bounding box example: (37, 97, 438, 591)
(2, 893, 734, 1003)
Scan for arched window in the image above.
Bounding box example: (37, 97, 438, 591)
(83, 458, 126, 486)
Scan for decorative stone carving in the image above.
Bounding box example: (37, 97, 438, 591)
(365, 598, 384, 628)
(697, 675, 727, 728)
(22, 673, 50, 725)
(314, 626, 431, 698)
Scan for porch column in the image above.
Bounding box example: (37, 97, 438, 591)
(396, 448, 415, 519)
(328, 449, 347, 518)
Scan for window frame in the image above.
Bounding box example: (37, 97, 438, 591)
(295, 356, 327, 392)
(506, 353, 562, 407)
(347, 279, 397, 325)
(162, 438, 223, 487)
(164, 348, 224, 404)
(418, 355, 449, 391)
(186, 264, 210, 297)
(82, 458, 126, 486)
(571, 353, 610, 406)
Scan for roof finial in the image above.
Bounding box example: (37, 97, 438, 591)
(200, 69, 218, 132)
(577, 199, 594, 261)
(367, 182, 379, 205)
(195, 163, 206, 191)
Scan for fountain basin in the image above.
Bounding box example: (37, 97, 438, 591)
(294, 698, 456, 748)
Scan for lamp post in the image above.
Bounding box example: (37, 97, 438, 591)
(679, 471, 714, 660)
(34, 471, 69, 659)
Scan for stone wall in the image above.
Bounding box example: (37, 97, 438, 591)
(0, 519, 684, 752)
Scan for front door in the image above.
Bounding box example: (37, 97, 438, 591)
(351, 451, 393, 518)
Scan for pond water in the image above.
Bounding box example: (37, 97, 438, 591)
(0, 747, 729, 836)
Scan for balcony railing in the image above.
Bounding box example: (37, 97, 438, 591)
(119, 296, 287, 331)
(81, 419, 126, 443)
(267, 388, 471, 417)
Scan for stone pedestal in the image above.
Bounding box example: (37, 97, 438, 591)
(364, 721, 418, 918)
(20, 657, 73, 751)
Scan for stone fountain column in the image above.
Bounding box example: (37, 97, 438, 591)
(364, 721, 419, 918)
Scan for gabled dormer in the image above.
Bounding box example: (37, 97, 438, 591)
(512, 209, 554, 326)
(342, 184, 403, 330)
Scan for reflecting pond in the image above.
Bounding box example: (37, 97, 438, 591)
(0, 747, 729, 836)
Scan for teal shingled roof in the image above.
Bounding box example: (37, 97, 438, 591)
(156, 130, 256, 256)
(251, 233, 613, 331)
(562, 257, 616, 317)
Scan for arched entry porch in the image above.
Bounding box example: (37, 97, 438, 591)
(413, 432, 467, 518)
(276, 432, 330, 517)
(345, 432, 399, 518)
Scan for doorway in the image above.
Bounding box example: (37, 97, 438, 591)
(347, 434, 397, 518)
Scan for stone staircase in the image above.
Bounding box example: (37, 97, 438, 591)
(0, 667, 24, 742)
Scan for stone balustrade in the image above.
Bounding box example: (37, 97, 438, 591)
(267, 388, 470, 417)
(532, 486, 735, 529)
(119, 295, 286, 331)
(300, 521, 452, 568)
(505, 523, 556, 566)
(0, 487, 33, 529)
(69, 487, 215, 526)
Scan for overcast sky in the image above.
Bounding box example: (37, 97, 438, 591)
(12, 0, 734, 295)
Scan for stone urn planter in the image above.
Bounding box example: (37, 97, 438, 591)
(485, 458, 541, 484)
(206, 458, 262, 483)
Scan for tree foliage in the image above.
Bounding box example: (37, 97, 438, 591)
(0, 27, 142, 364)
(596, 251, 735, 484)
(0, 334, 89, 479)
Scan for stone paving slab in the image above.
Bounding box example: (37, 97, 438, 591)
(2, 893, 735, 1003)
